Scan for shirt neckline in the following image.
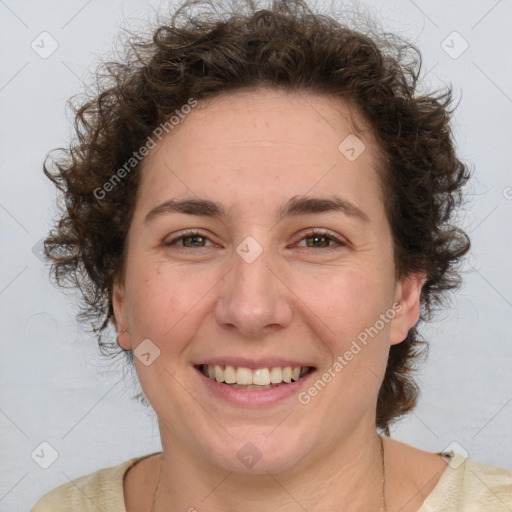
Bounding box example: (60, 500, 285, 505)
(418, 451, 466, 511)
(118, 450, 466, 511)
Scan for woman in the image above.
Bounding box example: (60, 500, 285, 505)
(31, 0, 512, 510)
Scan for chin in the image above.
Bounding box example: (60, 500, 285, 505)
(202, 428, 312, 476)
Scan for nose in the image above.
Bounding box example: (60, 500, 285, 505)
(214, 246, 293, 338)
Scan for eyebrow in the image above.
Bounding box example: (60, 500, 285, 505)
(144, 195, 370, 224)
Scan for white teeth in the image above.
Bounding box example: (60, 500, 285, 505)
(224, 365, 237, 384)
(201, 364, 310, 386)
(214, 365, 224, 383)
(236, 367, 253, 385)
(269, 367, 282, 383)
(252, 368, 270, 385)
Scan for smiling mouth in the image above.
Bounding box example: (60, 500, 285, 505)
(195, 364, 315, 390)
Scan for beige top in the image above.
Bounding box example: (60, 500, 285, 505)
(31, 451, 512, 511)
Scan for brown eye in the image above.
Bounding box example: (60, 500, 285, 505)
(296, 229, 346, 252)
(305, 234, 331, 248)
(182, 234, 207, 247)
(164, 230, 214, 249)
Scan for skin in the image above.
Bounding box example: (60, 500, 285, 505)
(114, 89, 448, 511)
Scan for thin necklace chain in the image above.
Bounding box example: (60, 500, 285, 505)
(380, 434, 387, 512)
(151, 435, 386, 512)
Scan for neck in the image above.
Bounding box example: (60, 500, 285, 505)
(152, 424, 386, 512)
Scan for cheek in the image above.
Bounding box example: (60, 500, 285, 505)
(299, 269, 393, 403)
(307, 266, 389, 321)
(125, 261, 221, 345)
(295, 266, 394, 354)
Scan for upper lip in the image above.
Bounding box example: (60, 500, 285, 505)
(194, 358, 316, 370)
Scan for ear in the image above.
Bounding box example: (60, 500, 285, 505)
(389, 272, 426, 346)
(112, 278, 133, 350)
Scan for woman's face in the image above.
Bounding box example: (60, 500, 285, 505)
(114, 89, 423, 474)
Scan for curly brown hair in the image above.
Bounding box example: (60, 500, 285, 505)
(43, 0, 471, 434)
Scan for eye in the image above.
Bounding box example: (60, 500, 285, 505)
(294, 228, 347, 252)
(163, 229, 215, 249)
(163, 228, 347, 252)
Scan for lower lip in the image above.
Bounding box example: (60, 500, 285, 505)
(194, 366, 317, 407)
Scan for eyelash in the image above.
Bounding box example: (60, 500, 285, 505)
(163, 228, 347, 253)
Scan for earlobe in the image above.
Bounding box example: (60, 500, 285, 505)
(389, 272, 426, 346)
(112, 280, 132, 350)
(116, 327, 129, 349)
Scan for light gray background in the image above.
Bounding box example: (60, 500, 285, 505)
(1, 0, 511, 510)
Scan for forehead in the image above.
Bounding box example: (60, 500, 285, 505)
(168, 88, 377, 153)
(137, 88, 383, 217)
